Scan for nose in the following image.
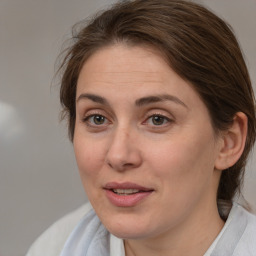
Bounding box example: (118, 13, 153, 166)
(105, 126, 142, 172)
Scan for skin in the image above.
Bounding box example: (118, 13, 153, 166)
(74, 44, 226, 256)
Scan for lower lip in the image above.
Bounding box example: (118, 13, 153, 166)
(105, 189, 153, 207)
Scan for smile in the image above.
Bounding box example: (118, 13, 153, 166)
(104, 182, 154, 207)
(112, 189, 140, 195)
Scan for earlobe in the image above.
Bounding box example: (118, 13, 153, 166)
(214, 112, 248, 171)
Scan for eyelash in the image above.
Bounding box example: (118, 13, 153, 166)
(82, 113, 110, 127)
(143, 114, 172, 127)
(82, 112, 173, 129)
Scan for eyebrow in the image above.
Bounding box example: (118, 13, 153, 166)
(135, 94, 188, 108)
(76, 93, 187, 108)
(76, 93, 109, 105)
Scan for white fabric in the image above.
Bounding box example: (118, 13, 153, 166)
(110, 234, 125, 256)
(204, 205, 234, 255)
(26, 203, 256, 256)
(26, 204, 92, 256)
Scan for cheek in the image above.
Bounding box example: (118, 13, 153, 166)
(146, 133, 217, 190)
(144, 137, 218, 223)
(73, 137, 108, 208)
(73, 134, 105, 182)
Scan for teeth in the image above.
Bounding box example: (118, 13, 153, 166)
(112, 189, 140, 195)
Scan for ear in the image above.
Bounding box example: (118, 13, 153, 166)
(214, 112, 248, 171)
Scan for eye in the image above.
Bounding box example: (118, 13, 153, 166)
(146, 114, 171, 126)
(84, 114, 108, 126)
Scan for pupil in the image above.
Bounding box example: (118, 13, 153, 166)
(153, 116, 164, 125)
(94, 115, 104, 124)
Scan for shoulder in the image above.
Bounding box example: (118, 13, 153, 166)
(211, 203, 256, 256)
(26, 203, 92, 256)
(233, 205, 256, 255)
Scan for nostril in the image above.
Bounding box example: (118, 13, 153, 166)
(123, 163, 134, 167)
(105, 134, 142, 171)
(107, 162, 113, 168)
(106, 156, 139, 171)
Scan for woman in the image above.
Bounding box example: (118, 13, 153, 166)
(27, 0, 256, 255)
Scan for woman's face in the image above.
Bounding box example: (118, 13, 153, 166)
(74, 44, 223, 240)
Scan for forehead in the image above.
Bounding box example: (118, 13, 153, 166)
(80, 44, 167, 73)
(77, 44, 189, 93)
(76, 44, 207, 111)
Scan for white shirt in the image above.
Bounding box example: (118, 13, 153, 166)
(26, 202, 256, 256)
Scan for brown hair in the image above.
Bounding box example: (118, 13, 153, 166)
(58, 0, 256, 203)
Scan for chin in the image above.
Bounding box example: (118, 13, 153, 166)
(109, 227, 149, 240)
(103, 216, 155, 240)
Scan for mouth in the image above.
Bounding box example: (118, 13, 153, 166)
(112, 188, 141, 195)
(103, 182, 154, 207)
(104, 182, 154, 193)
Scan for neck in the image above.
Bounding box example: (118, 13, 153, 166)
(124, 202, 224, 256)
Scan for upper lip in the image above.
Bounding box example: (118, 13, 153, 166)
(104, 182, 154, 191)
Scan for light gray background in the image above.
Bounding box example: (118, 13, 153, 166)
(0, 0, 255, 255)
